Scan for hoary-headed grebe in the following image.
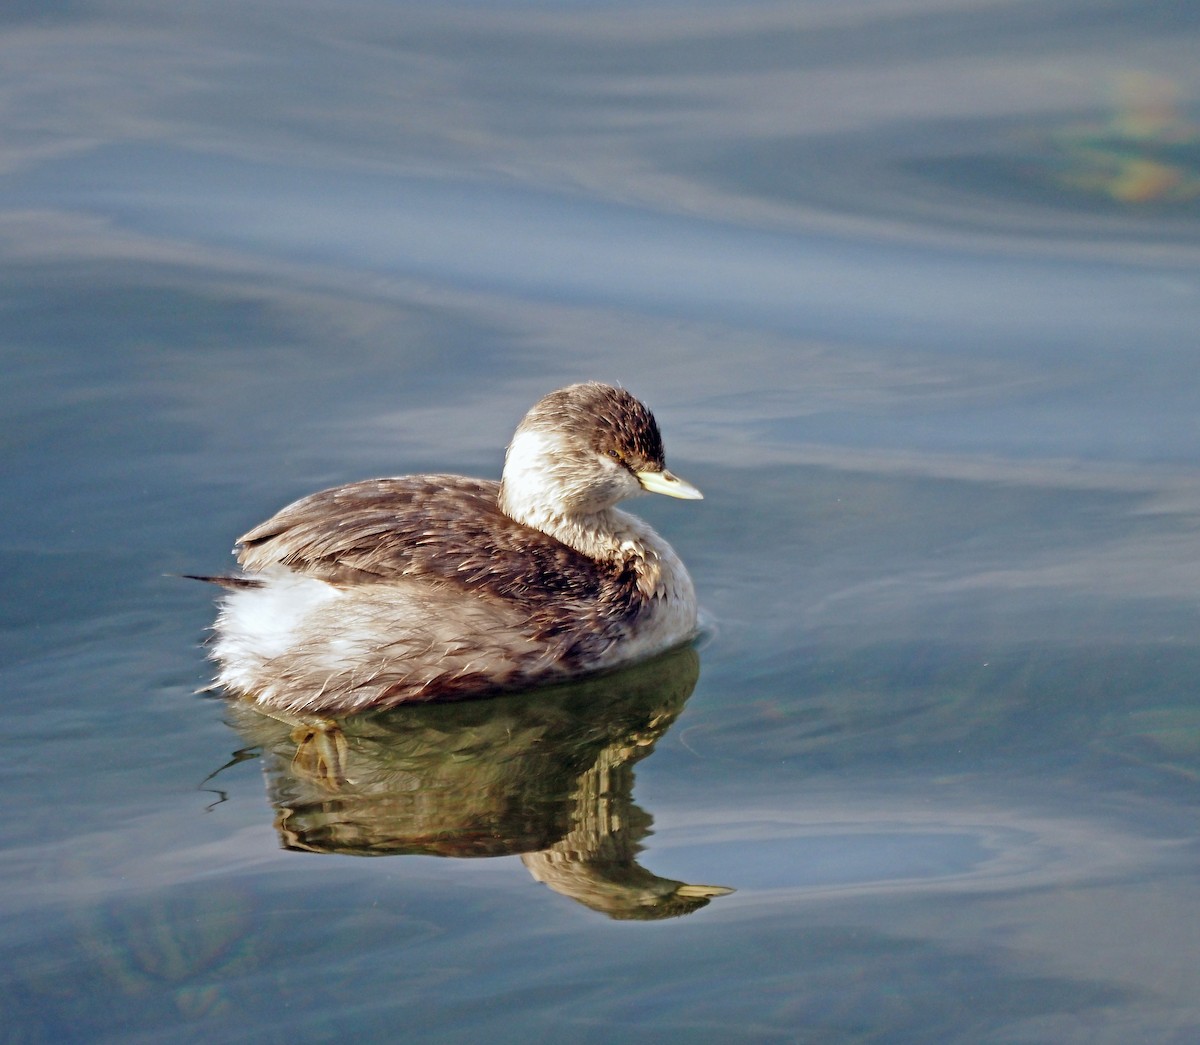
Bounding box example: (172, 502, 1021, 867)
(201, 383, 702, 716)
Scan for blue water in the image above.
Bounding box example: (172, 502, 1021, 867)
(3, 1, 1199, 1041)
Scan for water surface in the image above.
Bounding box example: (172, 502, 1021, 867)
(2, 1, 1199, 1041)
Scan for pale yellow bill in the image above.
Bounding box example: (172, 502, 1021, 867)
(636, 468, 703, 500)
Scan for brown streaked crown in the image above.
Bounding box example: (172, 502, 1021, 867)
(523, 382, 666, 472)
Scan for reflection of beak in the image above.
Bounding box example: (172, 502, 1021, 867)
(675, 884, 736, 899)
(635, 468, 703, 500)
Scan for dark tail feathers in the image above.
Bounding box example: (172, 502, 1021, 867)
(179, 574, 264, 590)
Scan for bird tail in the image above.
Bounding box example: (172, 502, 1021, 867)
(178, 573, 264, 590)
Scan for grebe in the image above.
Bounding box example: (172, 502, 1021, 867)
(200, 383, 702, 716)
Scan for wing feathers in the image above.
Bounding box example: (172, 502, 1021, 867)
(232, 476, 645, 663)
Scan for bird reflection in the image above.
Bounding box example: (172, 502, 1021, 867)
(218, 645, 732, 920)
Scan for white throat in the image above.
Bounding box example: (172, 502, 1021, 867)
(498, 426, 694, 615)
(499, 427, 636, 562)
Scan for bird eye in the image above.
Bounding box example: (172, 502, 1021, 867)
(607, 449, 621, 460)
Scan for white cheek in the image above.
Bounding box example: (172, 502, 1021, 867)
(504, 428, 559, 489)
(617, 467, 645, 499)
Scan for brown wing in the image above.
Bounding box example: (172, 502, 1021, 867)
(235, 476, 644, 660)
(238, 476, 500, 582)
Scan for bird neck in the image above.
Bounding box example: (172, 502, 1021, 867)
(500, 427, 616, 556)
(499, 426, 681, 601)
(499, 485, 629, 564)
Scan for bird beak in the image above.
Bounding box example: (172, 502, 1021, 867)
(636, 468, 703, 500)
(674, 883, 736, 899)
